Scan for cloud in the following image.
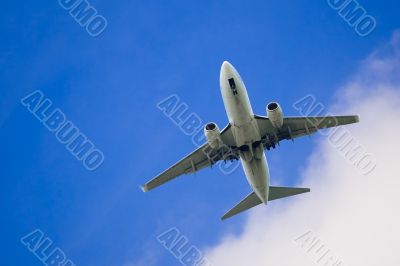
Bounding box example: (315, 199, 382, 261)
(203, 31, 400, 266)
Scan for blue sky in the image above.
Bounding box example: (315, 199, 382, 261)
(1, 1, 399, 265)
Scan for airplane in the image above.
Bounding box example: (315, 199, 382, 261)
(141, 61, 359, 220)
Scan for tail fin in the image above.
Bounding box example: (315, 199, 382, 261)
(221, 186, 310, 220)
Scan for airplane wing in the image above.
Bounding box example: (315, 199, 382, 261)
(254, 115, 359, 147)
(141, 124, 238, 192)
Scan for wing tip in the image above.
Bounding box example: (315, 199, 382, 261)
(221, 214, 230, 221)
(140, 185, 149, 193)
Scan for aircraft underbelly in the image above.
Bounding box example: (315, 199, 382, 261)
(241, 148, 270, 202)
(220, 61, 269, 202)
(225, 94, 261, 146)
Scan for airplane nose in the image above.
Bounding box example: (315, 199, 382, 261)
(220, 61, 235, 78)
(220, 60, 243, 91)
(221, 61, 232, 73)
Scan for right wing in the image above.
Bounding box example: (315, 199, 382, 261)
(141, 124, 238, 192)
(255, 115, 359, 147)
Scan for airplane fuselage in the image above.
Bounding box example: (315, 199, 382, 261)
(220, 61, 270, 203)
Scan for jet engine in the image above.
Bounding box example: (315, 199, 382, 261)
(204, 122, 223, 149)
(267, 102, 284, 128)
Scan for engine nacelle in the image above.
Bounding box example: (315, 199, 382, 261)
(267, 102, 284, 128)
(204, 122, 223, 149)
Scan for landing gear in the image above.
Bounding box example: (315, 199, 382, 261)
(265, 141, 276, 151)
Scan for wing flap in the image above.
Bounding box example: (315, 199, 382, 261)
(141, 123, 239, 192)
(255, 115, 360, 144)
(141, 143, 209, 192)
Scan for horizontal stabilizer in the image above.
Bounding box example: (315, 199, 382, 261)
(221, 191, 262, 220)
(221, 186, 310, 220)
(268, 186, 310, 201)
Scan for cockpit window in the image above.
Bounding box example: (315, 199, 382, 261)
(228, 78, 238, 95)
(228, 78, 236, 89)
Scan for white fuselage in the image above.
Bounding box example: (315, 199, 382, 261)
(220, 61, 270, 203)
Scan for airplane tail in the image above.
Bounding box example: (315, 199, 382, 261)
(221, 186, 310, 220)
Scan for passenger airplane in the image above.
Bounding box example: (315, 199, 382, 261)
(141, 61, 359, 220)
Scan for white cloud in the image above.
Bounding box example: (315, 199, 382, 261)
(204, 31, 400, 266)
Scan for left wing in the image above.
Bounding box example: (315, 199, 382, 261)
(255, 115, 359, 147)
(141, 124, 238, 192)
